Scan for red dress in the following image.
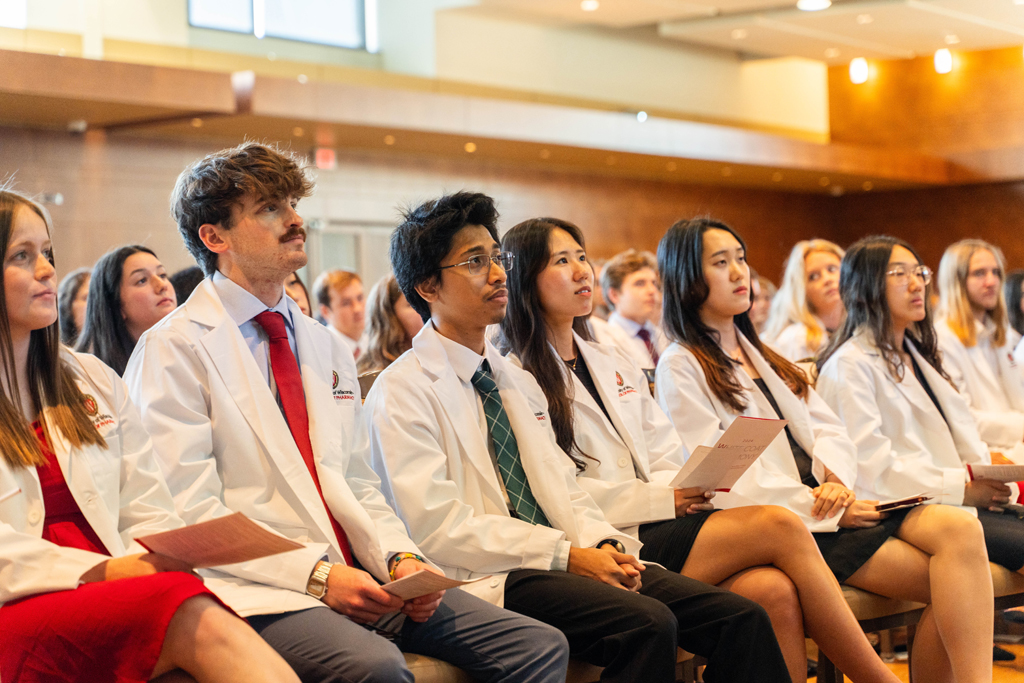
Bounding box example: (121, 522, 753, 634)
(0, 424, 218, 683)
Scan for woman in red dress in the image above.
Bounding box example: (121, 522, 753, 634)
(0, 188, 300, 683)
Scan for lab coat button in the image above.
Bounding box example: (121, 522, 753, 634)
(617, 457, 629, 468)
(27, 509, 42, 524)
(489, 578, 500, 588)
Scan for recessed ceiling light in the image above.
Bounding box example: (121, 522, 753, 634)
(825, 48, 841, 58)
(191, 118, 203, 128)
(945, 34, 960, 45)
(856, 14, 873, 24)
(935, 48, 953, 73)
(636, 111, 648, 122)
(464, 142, 477, 153)
(796, 0, 831, 11)
(292, 127, 305, 137)
(580, 0, 599, 11)
(297, 74, 309, 84)
(383, 135, 396, 145)
(731, 28, 748, 39)
(849, 57, 868, 84)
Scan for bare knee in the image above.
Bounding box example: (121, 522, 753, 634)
(756, 505, 811, 543)
(731, 569, 802, 627)
(929, 506, 986, 551)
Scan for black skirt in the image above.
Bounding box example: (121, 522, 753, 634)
(813, 507, 911, 583)
(978, 508, 1024, 571)
(637, 511, 717, 572)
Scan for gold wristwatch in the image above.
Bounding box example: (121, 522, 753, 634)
(306, 560, 334, 600)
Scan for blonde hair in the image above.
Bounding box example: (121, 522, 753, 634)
(764, 239, 845, 354)
(937, 239, 1008, 348)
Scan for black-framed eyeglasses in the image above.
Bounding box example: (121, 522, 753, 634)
(439, 252, 514, 275)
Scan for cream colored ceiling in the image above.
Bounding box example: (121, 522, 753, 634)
(474, 0, 1024, 65)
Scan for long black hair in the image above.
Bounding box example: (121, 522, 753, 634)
(1005, 269, 1024, 337)
(659, 217, 808, 413)
(76, 245, 156, 376)
(816, 235, 947, 381)
(57, 267, 90, 346)
(497, 217, 594, 472)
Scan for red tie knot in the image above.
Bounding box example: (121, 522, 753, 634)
(254, 310, 288, 341)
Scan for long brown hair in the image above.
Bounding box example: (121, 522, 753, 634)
(497, 217, 595, 472)
(358, 274, 411, 374)
(0, 190, 105, 468)
(659, 218, 809, 413)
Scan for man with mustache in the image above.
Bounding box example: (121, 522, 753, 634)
(363, 192, 788, 683)
(124, 144, 570, 683)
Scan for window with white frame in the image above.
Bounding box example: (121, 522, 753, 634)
(188, 0, 375, 51)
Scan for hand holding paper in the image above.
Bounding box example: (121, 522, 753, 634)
(383, 571, 491, 601)
(670, 417, 788, 492)
(967, 463, 1024, 484)
(135, 512, 304, 568)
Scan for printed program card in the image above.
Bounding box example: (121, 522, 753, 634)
(670, 416, 788, 492)
(966, 463, 1024, 483)
(874, 494, 933, 512)
(383, 571, 492, 601)
(136, 512, 305, 568)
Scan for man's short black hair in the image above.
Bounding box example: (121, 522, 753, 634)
(390, 192, 500, 322)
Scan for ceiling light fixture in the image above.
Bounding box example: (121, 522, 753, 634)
(856, 14, 873, 24)
(731, 28, 748, 39)
(580, 0, 599, 11)
(796, 0, 831, 11)
(636, 111, 648, 122)
(849, 57, 868, 84)
(934, 48, 953, 74)
(945, 34, 960, 45)
(824, 48, 840, 58)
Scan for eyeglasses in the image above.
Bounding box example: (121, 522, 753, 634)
(886, 264, 932, 287)
(439, 252, 515, 276)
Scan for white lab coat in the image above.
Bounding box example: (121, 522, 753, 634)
(124, 280, 429, 617)
(592, 312, 667, 370)
(654, 330, 857, 532)
(816, 331, 991, 509)
(364, 324, 639, 607)
(510, 334, 680, 539)
(770, 322, 825, 363)
(0, 351, 185, 605)
(937, 320, 1024, 462)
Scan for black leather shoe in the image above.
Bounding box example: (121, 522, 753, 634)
(994, 645, 1016, 662)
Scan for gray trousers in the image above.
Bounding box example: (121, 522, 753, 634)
(247, 587, 569, 683)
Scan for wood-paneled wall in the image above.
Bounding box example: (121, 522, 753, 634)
(831, 180, 1024, 272)
(0, 126, 833, 284)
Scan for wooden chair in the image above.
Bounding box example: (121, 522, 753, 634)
(817, 562, 1024, 682)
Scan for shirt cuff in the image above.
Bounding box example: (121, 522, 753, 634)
(550, 540, 572, 572)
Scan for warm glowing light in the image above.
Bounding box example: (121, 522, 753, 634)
(636, 111, 648, 122)
(849, 58, 868, 84)
(731, 28, 748, 39)
(944, 34, 960, 45)
(934, 48, 952, 74)
(856, 14, 873, 24)
(464, 142, 477, 153)
(383, 135, 395, 145)
(824, 48, 840, 59)
(292, 127, 305, 137)
(580, 0, 599, 11)
(796, 0, 831, 10)
(191, 118, 203, 128)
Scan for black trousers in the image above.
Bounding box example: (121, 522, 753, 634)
(503, 564, 790, 683)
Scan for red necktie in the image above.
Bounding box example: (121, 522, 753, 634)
(637, 327, 660, 366)
(254, 311, 354, 566)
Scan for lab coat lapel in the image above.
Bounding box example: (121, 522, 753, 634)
(413, 327, 509, 512)
(189, 282, 339, 548)
(741, 333, 815, 451)
(854, 333, 948, 432)
(574, 335, 647, 481)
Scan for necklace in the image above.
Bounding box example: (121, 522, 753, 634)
(567, 356, 579, 371)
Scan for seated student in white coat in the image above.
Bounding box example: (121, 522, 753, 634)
(762, 239, 845, 363)
(591, 249, 667, 371)
(1004, 270, 1024, 367)
(497, 217, 911, 683)
(936, 239, 1024, 464)
(0, 188, 297, 683)
(365, 192, 791, 683)
(816, 236, 1024, 571)
(124, 144, 568, 683)
(656, 219, 995, 683)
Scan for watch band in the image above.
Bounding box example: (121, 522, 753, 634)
(389, 553, 425, 581)
(306, 560, 334, 599)
(598, 539, 626, 554)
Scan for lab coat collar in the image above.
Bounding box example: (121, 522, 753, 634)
(571, 333, 645, 478)
(184, 280, 343, 552)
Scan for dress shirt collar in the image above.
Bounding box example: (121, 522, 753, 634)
(434, 323, 487, 384)
(213, 271, 294, 330)
(609, 311, 654, 338)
